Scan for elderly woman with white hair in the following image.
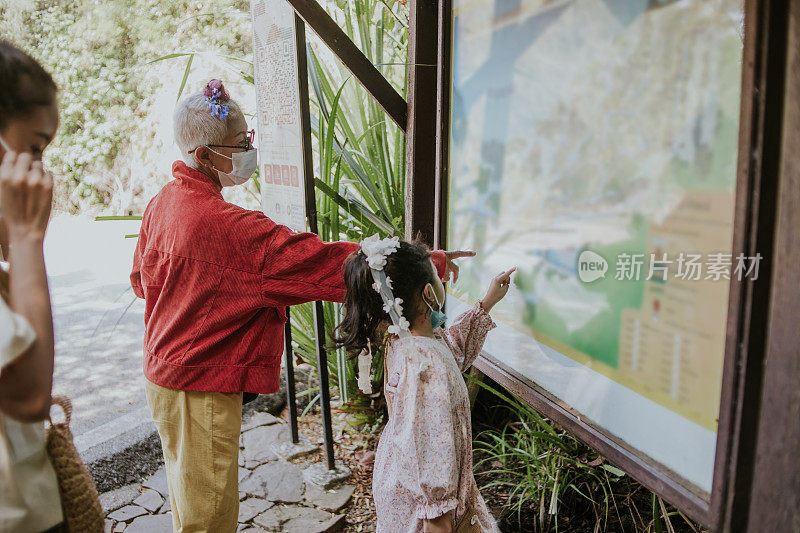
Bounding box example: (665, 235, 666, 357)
(130, 80, 467, 532)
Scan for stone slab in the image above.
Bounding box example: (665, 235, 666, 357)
(142, 467, 169, 498)
(125, 513, 174, 533)
(133, 488, 163, 513)
(303, 463, 352, 490)
(303, 484, 355, 512)
(107, 504, 147, 522)
(272, 438, 320, 461)
(285, 513, 346, 533)
(253, 505, 332, 532)
(100, 483, 141, 513)
(238, 497, 273, 523)
(242, 425, 290, 468)
(240, 461, 305, 503)
(241, 411, 279, 433)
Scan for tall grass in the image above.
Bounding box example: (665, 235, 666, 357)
(470, 376, 624, 532)
(294, 0, 409, 410)
(470, 376, 702, 532)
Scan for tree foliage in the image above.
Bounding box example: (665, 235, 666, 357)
(1, 0, 251, 213)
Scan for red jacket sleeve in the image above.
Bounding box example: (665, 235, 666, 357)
(260, 225, 448, 307)
(260, 225, 360, 307)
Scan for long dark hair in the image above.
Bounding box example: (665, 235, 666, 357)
(333, 239, 436, 354)
(0, 41, 57, 130)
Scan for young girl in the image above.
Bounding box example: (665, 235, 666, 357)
(0, 41, 65, 532)
(336, 236, 515, 533)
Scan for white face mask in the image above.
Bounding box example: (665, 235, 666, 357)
(206, 147, 258, 187)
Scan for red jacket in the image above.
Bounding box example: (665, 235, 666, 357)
(131, 162, 446, 394)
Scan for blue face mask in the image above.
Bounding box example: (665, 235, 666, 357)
(425, 285, 448, 330)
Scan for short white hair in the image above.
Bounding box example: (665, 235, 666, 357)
(174, 92, 244, 168)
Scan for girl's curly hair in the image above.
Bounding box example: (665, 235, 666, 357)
(333, 240, 436, 355)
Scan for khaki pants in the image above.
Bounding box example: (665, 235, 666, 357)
(145, 380, 242, 533)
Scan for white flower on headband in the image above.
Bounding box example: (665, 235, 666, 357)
(388, 316, 410, 335)
(371, 276, 394, 293)
(361, 234, 400, 271)
(383, 298, 403, 316)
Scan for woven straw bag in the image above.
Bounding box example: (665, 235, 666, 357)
(46, 396, 104, 532)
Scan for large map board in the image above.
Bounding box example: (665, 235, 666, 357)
(447, 0, 744, 494)
(251, 0, 307, 232)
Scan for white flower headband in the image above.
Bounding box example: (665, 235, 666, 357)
(356, 234, 410, 394)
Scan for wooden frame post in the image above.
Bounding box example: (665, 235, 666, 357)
(405, 0, 440, 244)
(741, 1, 799, 530)
(434, 0, 453, 251)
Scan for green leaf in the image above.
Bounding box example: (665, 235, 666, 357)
(314, 178, 394, 234)
(147, 52, 194, 64)
(601, 464, 626, 477)
(176, 54, 195, 103)
(95, 215, 143, 221)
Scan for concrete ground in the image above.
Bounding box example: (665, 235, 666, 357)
(45, 215, 152, 463)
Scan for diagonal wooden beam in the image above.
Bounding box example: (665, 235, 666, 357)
(286, 0, 408, 131)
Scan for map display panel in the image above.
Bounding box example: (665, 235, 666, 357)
(447, 0, 744, 493)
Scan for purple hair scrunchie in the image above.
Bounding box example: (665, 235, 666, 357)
(204, 79, 230, 120)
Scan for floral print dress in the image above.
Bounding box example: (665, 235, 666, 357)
(373, 302, 500, 533)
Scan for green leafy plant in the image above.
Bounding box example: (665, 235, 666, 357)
(470, 376, 626, 532)
(274, 0, 410, 415)
(470, 376, 703, 532)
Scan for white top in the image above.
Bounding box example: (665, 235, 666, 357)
(0, 295, 63, 533)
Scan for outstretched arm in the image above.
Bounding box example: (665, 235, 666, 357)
(444, 267, 514, 371)
(260, 224, 452, 307)
(260, 224, 360, 307)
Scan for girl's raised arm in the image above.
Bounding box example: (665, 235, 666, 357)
(443, 267, 514, 371)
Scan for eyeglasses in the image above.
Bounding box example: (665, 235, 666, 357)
(188, 129, 255, 153)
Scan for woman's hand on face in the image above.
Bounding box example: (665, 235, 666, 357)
(0, 151, 53, 242)
(443, 250, 476, 283)
(424, 511, 454, 533)
(481, 267, 517, 313)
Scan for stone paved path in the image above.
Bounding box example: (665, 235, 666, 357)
(101, 410, 354, 532)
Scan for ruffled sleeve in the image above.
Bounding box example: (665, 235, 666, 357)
(0, 296, 35, 370)
(392, 343, 460, 520)
(442, 302, 496, 372)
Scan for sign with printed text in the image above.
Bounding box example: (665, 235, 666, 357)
(251, 0, 306, 232)
(447, 0, 745, 497)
